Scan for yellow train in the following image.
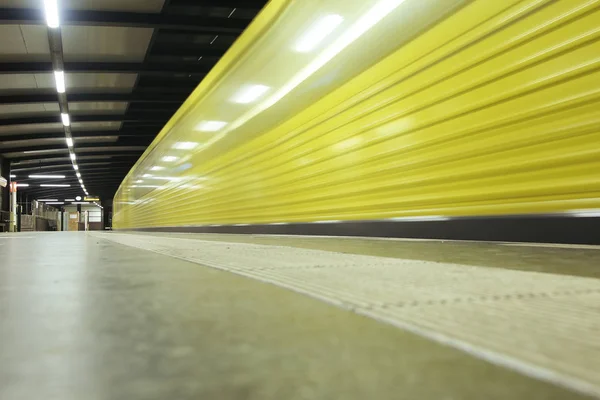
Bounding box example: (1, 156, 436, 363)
(113, 0, 600, 243)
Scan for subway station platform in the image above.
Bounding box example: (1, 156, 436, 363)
(1, 232, 599, 400)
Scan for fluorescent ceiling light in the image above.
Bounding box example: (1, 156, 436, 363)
(73, 164, 79, 171)
(231, 84, 270, 104)
(76, 172, 81, 178)
(10, 174, 16, 178)
(295, 14, 344, 52)
(78, 179, 83, 184)
(161, 156, 178, 162)
(71, 202, 90, 205)
(150, 166, 164, 171)
(70, 153, 76, 161)
(29, 174, 65, 179)
(65, 199, 75, 201)
(54, 70, 65, 93)
(172, 142, 198, 150)
(44, 0, 59, 28)
(66, 137, 73, 147)
(45, 202, 64, 205)
(40, 184, 70, 187)
(195, 120, 227, 132)
(37, 199, 58, 202)
(16, 183, 29, 187)
(61, 113, 70, 126)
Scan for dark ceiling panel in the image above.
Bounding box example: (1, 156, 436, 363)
(168, 0, 265, 8)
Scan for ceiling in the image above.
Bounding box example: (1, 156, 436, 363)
(0, 0, 267, 201)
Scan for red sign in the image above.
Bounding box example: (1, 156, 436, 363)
(9, 182, 17, 193)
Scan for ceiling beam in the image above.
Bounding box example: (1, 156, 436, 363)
(9, 152, 144, 162)
(2, 140, 151, 154)
(0, 8, 251, 33)
(12, 162, 136, 173)
(0, 61, 210, 75)
(11, 153, 142, 164)
(0, 130, 157, 142)
(0, 92, 186, 105)
(0, 112, 172, 126)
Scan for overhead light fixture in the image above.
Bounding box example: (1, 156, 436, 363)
(71, 202, 90, 205)
(75, 196, 82, 201)
(45, 202, 65, 205)
(172, 142, 198, 150)
(66, 137, 73, 147)
(294, 14, 344, 53)
(16, 183, 29, 187)
(54, 70, 66, 93)
(150, 166, 164, 171)
(70, 153, 76, 161)
(43, 0, 60, 28)
(161, 156, 178, 162)
(231, 84, 270, 104)
(78, 179, 83, 184)
(65, 199, 75, 201)
(61, 113, 70, 126)
(195, 121, 227, 132)
(37, 199, 58, 202)
(76, 172, 81, 178)
(10, 174, 16, 178)
(40, 184, 70, 187)
(29, 174, 65, 179)
(73, 164, 79, 171)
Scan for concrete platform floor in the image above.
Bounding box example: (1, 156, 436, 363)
(1, 232, 599, 400)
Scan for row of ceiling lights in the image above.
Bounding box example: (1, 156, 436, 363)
(10, 174, 70, 188)
(37, 199, 103, 208)
(43, 0, 89, 198)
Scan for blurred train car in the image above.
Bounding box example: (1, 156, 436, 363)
(113, 0, 600, 244)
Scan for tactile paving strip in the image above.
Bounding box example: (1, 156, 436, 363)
(93, 232, 600, 397)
